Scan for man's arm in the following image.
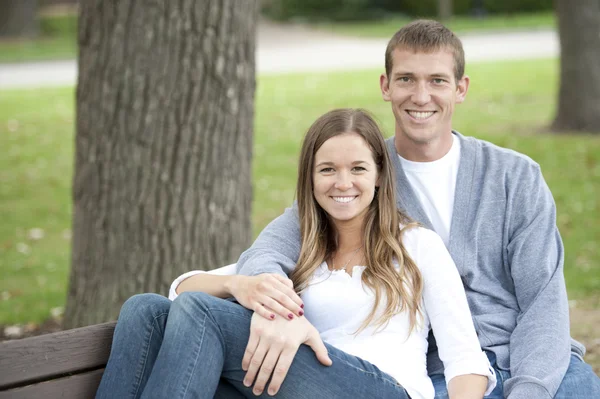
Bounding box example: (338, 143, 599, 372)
(236, 204, 302, 277)
(504, 163, 571, 398)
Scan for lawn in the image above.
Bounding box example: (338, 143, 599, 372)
(1, 58, 599, 329)
(312, 11, 555, 38)
(0, 11, 556, 63)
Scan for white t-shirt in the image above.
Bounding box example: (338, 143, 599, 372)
(398, 134, 461, 246)
(301, 226, 494, 399)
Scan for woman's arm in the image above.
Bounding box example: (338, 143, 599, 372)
(448, 374, 488, 399)
(176, 273, 236, 298)
(173, 271, 305, 320)
(410, 227, 496, 396)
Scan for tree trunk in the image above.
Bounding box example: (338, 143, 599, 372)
(0, 0, 39, 38)
(551, 0, 600, 133)
(438, 0, 452, 20)
(65, 0, 258, 328)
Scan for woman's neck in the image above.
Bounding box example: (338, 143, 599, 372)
(333, 220, 363, 252)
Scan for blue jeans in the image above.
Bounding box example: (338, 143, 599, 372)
(431, 351, 600, 398)
(96, 292, 411, 399)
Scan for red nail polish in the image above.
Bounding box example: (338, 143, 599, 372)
(288, 313, 293, 319)
(300, 304, 304, 308)
(299, 310, 304, 316)
(270, 314, 275, 319)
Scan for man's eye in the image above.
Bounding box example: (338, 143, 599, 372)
(397, 77, 410, 82)
(433, 78, 445, 84)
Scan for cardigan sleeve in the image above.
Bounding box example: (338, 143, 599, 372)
(236, 204, 301, 278)
(503, 162, 571, 399)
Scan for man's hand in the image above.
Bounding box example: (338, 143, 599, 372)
(242, 311, 332, 396)
(226, 274, 304, 320)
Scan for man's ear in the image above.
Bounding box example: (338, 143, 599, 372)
(380, 73, 391, 102)
(455, 75, 470, 104)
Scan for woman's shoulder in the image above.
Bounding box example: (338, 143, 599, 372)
(399, 225, 446, 256)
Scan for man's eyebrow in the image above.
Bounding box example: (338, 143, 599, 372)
(392, 71, 452, 79)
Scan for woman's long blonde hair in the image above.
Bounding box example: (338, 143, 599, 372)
(291, 108, 423, 334)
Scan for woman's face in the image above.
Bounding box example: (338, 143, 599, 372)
(312, 132, 379, 229)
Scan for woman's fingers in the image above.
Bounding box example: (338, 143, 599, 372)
(253, 303, 276, 321)
(259, 296, 295, 320)
(273, 275, 304, 307)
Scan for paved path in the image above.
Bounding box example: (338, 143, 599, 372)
(0, 22, 558, 89)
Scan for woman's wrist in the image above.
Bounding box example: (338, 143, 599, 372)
(224, 274, 244, 298)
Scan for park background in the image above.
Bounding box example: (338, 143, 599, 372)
(1, 0, 599, 373)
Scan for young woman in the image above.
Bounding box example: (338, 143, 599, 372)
(96, 108, 495, 399)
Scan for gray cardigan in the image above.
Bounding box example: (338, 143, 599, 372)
(237, 132, 584, 398)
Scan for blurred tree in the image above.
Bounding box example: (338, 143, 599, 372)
(0, 0, 39, 38)
(64, 0, 258, 328)
(552, 0, 600, 132)
(439, 0, 453, 20)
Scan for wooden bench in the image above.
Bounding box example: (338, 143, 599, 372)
(0, 322, 116, 399)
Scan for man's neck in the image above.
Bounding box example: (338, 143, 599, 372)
(395, 131, 454, 162)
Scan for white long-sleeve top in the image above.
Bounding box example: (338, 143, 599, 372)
(169, 226, 495, 398)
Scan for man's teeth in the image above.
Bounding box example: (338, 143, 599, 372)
(333, 196, 356, 203)
(408, 111, 434, 119)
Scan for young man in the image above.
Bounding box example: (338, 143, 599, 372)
(234, 20, 600, 398)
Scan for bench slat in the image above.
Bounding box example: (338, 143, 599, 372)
(0, 322, 115, 389)
(0, 368, 104, 399)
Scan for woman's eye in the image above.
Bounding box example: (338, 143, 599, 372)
(319, 167, 334, 173)
(352, 167, 366, 172)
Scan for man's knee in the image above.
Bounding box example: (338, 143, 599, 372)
(555, 354, 600, 398)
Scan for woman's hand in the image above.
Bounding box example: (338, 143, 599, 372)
(242, 310, 332, 396)
(225, 274, 305, 320)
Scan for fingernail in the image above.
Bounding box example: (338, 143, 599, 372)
(300, 303, 304, 308)
(270, 314, 275, 319)
(299, 310, 304, 316)
(243, 380, 250, 387)
(288, 313, 293, 319)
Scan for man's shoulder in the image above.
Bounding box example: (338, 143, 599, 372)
(457, 132, 541, 172)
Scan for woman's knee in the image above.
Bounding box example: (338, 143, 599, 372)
(119, 293, 171, 324)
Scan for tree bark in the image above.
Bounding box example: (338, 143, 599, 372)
(0, 0, 39, 38)
(438, 0, 452, 20)
(65, 0, 258, 328)
(551, 0, 600, 133)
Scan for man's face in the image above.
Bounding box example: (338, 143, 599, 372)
(380, 48, 469, 160)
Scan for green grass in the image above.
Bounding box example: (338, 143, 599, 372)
(1, 58, 599, 326)
(313, 11, 556, 38)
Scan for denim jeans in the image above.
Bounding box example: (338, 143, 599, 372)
(431, 351, 600, 398)
(96, 292, 411, 399)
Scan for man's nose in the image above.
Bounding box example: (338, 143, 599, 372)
(411, 81, 431, 105)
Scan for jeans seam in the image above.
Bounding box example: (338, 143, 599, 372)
(180, 311, 206, 399)
(327, 351, 402, 389)
(131, 311, 169, 399)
